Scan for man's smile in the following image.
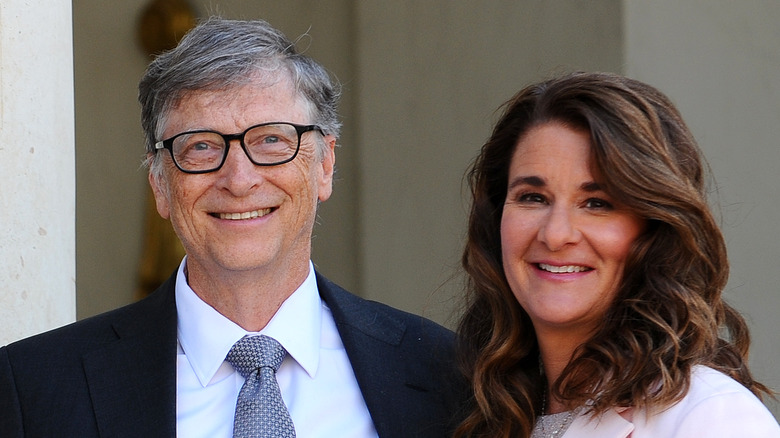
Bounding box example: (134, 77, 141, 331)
(212, 207, 274, 220)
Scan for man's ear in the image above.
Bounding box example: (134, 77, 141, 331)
(148, 170, 171, 219)
(317, 135, 336, 202)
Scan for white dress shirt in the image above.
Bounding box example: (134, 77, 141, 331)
(175, 258, 378, 438)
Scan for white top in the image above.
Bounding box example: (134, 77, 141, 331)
(565, 365, 780, 438)
(174, 257, 378, 438)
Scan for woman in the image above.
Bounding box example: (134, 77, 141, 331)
(455, 72, 779, 437)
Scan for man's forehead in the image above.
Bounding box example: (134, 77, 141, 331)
(163, 79, 313, 133)
(172, 72, 292, 108)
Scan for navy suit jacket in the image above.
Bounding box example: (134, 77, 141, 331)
(1, 272, 467, 437)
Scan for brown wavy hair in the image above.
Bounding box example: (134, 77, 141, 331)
(455, 72, 770, 438)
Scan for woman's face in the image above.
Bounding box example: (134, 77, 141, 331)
(500, 122, 645, 339)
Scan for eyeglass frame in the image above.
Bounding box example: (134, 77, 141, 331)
(153, 121, 325, 174)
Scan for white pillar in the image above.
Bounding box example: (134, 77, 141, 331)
(0, 0, 76, 345)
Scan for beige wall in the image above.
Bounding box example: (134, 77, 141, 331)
(624, 0, 780, 417)
(74, 0, 154, 319)
(71, 0, 778, 418)
(353, 1, 623, 325)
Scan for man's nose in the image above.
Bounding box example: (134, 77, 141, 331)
(216, 141, 261, 194)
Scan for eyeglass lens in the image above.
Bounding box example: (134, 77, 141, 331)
(171, 123, 301, 171)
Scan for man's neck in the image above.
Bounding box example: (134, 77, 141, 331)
(185, 258, 310, 331)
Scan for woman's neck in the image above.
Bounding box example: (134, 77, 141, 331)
(537, 328, 589, 414)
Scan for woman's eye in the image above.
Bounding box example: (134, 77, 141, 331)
(518, 193, 546, 203)
(585, 198, 613, 209)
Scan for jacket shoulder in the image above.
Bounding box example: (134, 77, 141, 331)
(1, 275, 178, 438)
(3, 277, 175, 356)
(315, 272, 455, 348)
(619, 366, 780, 438)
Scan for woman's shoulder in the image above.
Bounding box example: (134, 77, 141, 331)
(633, 365, 780, 437)
(566, 366, 779, 438)
(687, 365, 761, 400)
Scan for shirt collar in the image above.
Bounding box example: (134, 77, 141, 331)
(175, 257, 322, 387)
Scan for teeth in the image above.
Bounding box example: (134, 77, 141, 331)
(218, 208, 271, 220)
(538, 263, 589, 273)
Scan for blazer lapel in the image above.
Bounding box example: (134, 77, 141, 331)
(82, 275, 178, 438)
(564, 407, 635, 438)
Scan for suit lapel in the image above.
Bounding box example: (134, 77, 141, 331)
(82, 275, 178, 438)
(316, 273, 447, 437)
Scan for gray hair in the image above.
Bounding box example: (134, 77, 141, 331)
(139, 17, 341, 173)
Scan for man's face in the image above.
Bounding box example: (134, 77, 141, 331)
(149, 75, 335, 288)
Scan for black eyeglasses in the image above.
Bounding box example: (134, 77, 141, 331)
(154, 122, 324, 174)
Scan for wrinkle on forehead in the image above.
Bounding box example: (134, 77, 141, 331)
(157, 68, 315, 139)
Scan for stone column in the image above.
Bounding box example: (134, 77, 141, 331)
(0, 0, 76, 345)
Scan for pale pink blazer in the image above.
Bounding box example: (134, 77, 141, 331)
(564, 366, 780, 437)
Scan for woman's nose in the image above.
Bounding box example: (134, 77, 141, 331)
(538, 205, 581, 251)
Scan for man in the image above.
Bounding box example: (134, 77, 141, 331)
(1, 18, 465, 437)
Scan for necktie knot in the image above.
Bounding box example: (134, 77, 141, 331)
(226, 335, 286, 379)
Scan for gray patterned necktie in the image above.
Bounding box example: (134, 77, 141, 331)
(226, 335, 296, 438)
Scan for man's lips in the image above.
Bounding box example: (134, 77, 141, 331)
(211, 207, 274, 220)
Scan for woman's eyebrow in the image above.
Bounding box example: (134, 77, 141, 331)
(507, 175, 545, 190)
(581, 181, 602, 192)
